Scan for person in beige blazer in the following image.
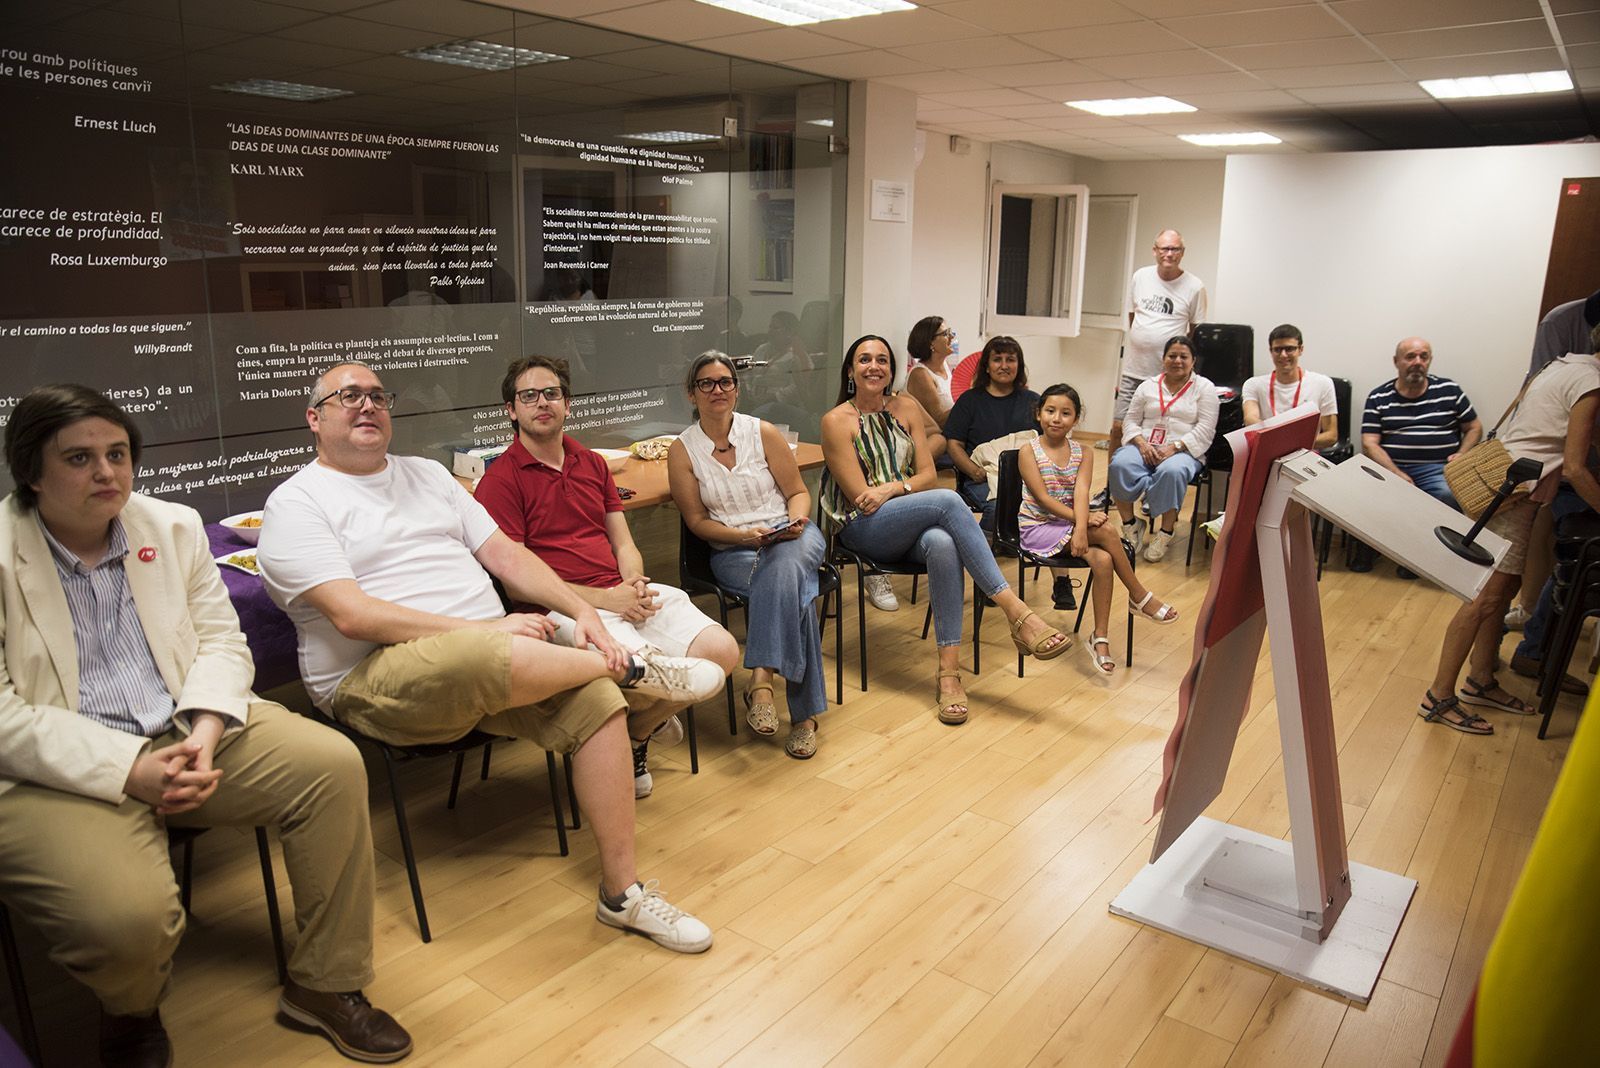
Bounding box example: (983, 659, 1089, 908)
(0, 385, 411, 1067)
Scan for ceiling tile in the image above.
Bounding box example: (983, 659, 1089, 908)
(1026, 112, 1139, 131)
(806, 8, 976, 49)
(687, 28, 864, 62)
(936, 0, 1140, 34)
(1557, 12, 1600, 45)
(1080, 49, 1234, 80)
(879, 71, 998, 94)
(1328, 0, 1547, 36)
(1369, 19, 1554, 61)
(1290, 82, 1432, 104)
(1552, 0, 1600, 12)
(1398, 48, 1563, 79)
(980, 102, 1087, 119)
(788, 51, 924, 80)
(517, 21, 655, 56)
(958, 59, 1109, 87)
(1264, 61, 1404, 89)
(1567, 41, 1600, 66)
(941, 118, 1057, 135)
(1029, 21, 1189, 59)
(1179, 88, 1308, 109)
(1128, 71, 1268, 94)
(920, 87, 1047, 108)
(890, 35, 1059, 68)
(1574, 66, 1600, 88)
(1026, 79, 1145, 100)
(494, 1, 642, 17)
(1118, 0, 1319, 15)
(916, 105, 998, 120)
(1160, 5, 1349, 47)
(270, 14, 439, 51)
(584, 0, 768, 40)
(349, 0, 517, 36)
(1213, 37, 1382, 70)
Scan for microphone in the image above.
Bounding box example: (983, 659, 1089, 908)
(1436, 456, 1543, 565)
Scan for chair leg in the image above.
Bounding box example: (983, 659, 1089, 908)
(920, 602, 933, 641)
(685, 705, 700, 774)
(857, 573, 869, 692)
(563, 753, 580, 830)
(179, 835, 196, 915)
(724, 677, 737, 735)
(910, 573, 919, 605)
(254, 827, 288, 986)
(446, 751, 466, 810)
(1017, 559, 1026, 678)
(833, 585, 844, 705)
(480, 743, 493, 781)
(1317, 517, 1332, 581)
(1186, 479, 1202, 567)
(381, 753, 431, 943)
(544, 751, 570, 857)
(972, 582, 984, 676)
(1, 903, 42, 1068)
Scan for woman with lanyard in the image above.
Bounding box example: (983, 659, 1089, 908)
(820, 335, 1071, 726)
(668, 352, 829, 758)
(1108, 334, 1220, 566)
(1241, 323, 1337, 448)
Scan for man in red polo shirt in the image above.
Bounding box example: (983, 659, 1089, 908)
(476, 356, 738, 798)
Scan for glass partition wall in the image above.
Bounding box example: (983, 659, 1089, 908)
(0, 0, 848, 515)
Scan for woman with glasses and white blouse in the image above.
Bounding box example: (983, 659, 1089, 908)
(667, 352, 827, 759)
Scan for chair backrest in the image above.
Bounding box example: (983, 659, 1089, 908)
(678, 517, 719, 589)
(1205, 395, 1243, 470)
(1331, 376, 1353, 444)
(995, 449, 1024, 548)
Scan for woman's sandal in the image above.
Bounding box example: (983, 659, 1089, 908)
(1419, 689, 1494, 735)
(936, 670, 969, 726)
(1088, 634, 1116, 675)
(1129, 590, 1179, 625)
(785, 718, 819, 759)
(744, 684, 779, 736)
(1460, 676, 1533, 716)
(1010, 610, 1072, 660)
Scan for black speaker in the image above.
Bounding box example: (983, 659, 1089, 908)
(1191, 323, 1253, 394)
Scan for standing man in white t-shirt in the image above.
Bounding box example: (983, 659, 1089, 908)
(1241, 323, 1338, 449)
(1110, 229, 1208, 457)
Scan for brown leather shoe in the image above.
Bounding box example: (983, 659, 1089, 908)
(1509, 653, 1589, 695)
(279, 980, 412, 1063)
(100, 1008, 172, 1068)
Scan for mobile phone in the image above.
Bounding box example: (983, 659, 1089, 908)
(758, 517, 801, 543)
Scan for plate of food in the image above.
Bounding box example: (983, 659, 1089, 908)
(593, 447, 631, 473)
(629, 435, 677, 461)
(220, 511, 265, 545)
(215, 550, 260, 576)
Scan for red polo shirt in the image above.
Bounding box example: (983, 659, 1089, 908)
(474, 433, 624, 590)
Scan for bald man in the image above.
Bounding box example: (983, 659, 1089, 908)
(1110, 228, 1208, 456)
(1360, 337, 1482, 507)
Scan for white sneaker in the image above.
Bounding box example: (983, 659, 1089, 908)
(597, 879, 713, 953)
(1121, 518, 1146, 554)
(650, 714, 684, 748)
(626, 648, 724, 706)
(1144, 530, 1172, 563)
(631, 739, 652, 799)
(864, 573, 899, 612)
(1504, 604, 1529, 631)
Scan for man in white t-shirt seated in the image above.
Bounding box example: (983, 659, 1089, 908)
(258, 361, 723, 954)
(1110, 228, 1207, 457)
(1241, 323, 1338, 449)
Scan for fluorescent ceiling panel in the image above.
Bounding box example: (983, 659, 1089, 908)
(1418, 70, 1572, 99)
(1178, 131, 1282, 145)
(212, 78, 351, 101)
(624, 130, 719, 142)
(404, 39, 569, 71)
(1066, 95, 1195, 116)
(692, 1, 916, 29)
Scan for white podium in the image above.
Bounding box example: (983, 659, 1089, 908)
(1109, 407, 1507, 1003)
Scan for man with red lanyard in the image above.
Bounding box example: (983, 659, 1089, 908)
(1241, 323, 1337, 448)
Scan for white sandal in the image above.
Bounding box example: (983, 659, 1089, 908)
(1088, 634, 1115, 675)
(1129, 590, 1178, 624)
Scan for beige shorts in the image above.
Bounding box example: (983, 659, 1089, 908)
(332, 629, 624, 754)
(1486, 495, 1539, 576)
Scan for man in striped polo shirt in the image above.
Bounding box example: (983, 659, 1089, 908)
(1361, 336, 1482, 507)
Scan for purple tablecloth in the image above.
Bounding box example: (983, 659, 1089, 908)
(206, 525, 300, 693)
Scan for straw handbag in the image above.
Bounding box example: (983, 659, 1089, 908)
(1443, 370, 1539, 518)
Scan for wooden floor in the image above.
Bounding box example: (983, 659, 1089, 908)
(5, 471, 1585, 1067)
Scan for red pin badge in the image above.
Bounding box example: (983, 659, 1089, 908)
(138, 546, 156, 562)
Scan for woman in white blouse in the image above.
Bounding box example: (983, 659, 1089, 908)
(1108, 334, 1220, 564)
(667, 352, 827, 759)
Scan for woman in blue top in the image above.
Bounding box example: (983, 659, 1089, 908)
(943, 336, 1041, 529)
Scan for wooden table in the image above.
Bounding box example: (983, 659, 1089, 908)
(457, 443, 826, 511)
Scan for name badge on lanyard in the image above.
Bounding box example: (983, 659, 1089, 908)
(1151, 376, 1191, 448)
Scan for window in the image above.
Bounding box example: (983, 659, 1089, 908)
(983, 183, 1089, 337)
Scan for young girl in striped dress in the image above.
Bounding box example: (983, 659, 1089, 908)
(1019, 384, 1178, 675)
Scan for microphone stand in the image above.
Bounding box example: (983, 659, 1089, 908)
(1436, 456, 1543, 565)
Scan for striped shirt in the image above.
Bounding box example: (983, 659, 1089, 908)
(821, 403, 915, 526)
(1361, 375, 1478, 466)
(41, 518, 175, 738)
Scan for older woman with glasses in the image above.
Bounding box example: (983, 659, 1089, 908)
(905, 315, 957, 461)
(667, 352, 828, 758)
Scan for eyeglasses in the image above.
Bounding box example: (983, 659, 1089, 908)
(693, 376, 738, 394)
(515, 386, 567, 404)
(935, 329, 955, 339)
(314, 388, 396, 410)
(1269, 345, 1302, 356)
(1156, 245, 1184, 254)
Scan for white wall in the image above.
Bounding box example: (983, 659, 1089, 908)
(1215, 142, 1600, 426)
(908, 132, 990, 369)
(844, 81, 918, 351)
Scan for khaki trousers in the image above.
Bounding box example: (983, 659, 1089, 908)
(0, 702, 375, 1015)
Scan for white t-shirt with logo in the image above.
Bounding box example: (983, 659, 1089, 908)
(259, 455, 505, 709)
(1243, 369, 1337, 422)
(1125, 265, 1208, 379)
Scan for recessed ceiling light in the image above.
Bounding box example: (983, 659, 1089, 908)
(624, 130, 718, 143)
(212, 78, 352, 101)
(807, 118, 835, 127)
(1178, 132, 1282, 146)
(692, 0, 915, 28)
(1065, 96, 1195, 117)
(1419, 70, 1572, 100)
(404, 39, 568, 71)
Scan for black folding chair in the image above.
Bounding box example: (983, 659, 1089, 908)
(678, 518, 845, 733)
(994, 449, 1135, 673)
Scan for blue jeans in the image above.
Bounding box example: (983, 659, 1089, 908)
(1397, 462, 1457, 509)
(710, 524, 827, 722)
(1514, 487, 1592, 661)
(839, 488, 1007, 647)
(1108, 445, 1204, 518)
(958, 479, 997, 531)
